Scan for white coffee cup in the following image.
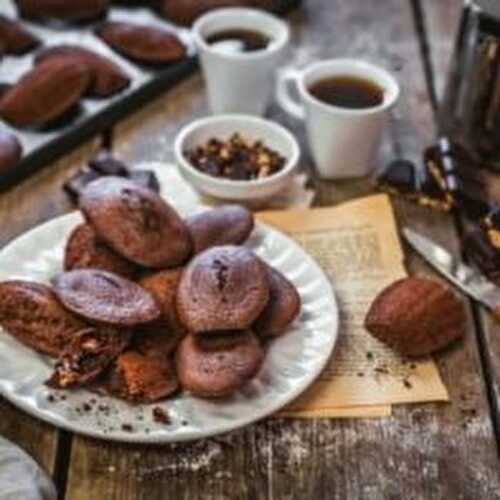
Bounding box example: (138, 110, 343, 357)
(276, 59, 400, 179)
(193, 8, 290, 116)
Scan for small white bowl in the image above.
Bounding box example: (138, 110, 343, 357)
(174, 114, 300, 203)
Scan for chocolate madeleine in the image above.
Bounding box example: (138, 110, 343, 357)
(177, 245, 269, 333)
(139, 269, 184, 334)
(159, 0, 248, 26)
(254, 266, 300, 337)
(133, 327, 182, 359)
(15, 0, 108, 23)
(0, 281, 85, 357)
(79, 177, 192, 268)
(0, 130, 22, 175)
(47, 327, 131, 388)
(64, 223, 139, 279)
(106, 350, 179, 403)
(35, 45, 130, 98)
(365, 277, 465, 357)
(0, 58, 90, 128)
(0, 15, 40, 55)
(97, 21, 186, 65)
(52, 269, 161, 327)
(176, 331, 264, 397)
(186, 205, 254, 254)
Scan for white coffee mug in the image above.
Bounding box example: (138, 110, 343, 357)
(193, 8, 290, 116)
(276, 59, 400, 179)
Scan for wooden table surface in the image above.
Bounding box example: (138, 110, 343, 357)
(1, 0, 500, 499)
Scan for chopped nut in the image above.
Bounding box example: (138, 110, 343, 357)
(185, 133, 286, 181)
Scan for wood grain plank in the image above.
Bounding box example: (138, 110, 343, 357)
(421, 0, 500, 435)
(65, 1, 500, 499)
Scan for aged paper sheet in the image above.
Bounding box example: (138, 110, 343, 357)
(258, 194, 449, 417)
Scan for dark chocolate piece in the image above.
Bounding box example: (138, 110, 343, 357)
(88, 150, 129, 176)
(128, 169, 160, 193)
(377, 159, 418, 195)
(63, 168, 100, 203)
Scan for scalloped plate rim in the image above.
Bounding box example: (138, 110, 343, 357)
(0, 208, 339, 443)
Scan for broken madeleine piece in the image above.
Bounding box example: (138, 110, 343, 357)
(47, 327, 131, 388)
(106, 350, 179, 403)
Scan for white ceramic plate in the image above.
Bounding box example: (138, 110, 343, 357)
(0, 204, 338, 443)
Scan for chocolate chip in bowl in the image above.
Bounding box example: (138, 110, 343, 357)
(185, 133, 286, 181)
(174, 114, 300, 205)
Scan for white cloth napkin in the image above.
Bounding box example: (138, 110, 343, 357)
(0, 437, 56, 500)
(137, 162, 316, 210)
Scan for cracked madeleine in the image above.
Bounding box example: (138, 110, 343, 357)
(47, 327, 131, 389)
(177, 245, 269, 333)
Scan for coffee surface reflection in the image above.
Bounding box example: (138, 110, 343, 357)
(205, 29, 272, 54)
(308, 75, 385, 109)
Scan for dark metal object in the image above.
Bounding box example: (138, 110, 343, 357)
(440, 0, 500, 170)
(0, 1, 301, 191)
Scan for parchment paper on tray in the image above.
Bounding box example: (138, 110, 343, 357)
(258, 194, 449, 418)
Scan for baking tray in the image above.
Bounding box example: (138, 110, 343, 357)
(0, 1, 301, 191)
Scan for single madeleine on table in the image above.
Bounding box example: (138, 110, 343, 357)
(0, 175, 302, 403)
(365, 276, 465, 357)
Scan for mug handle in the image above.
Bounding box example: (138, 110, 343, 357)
(276, 68, 305, 121)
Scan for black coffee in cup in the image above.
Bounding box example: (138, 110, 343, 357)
(308, 75, 385, 109)
(205, 29, 272, 54)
